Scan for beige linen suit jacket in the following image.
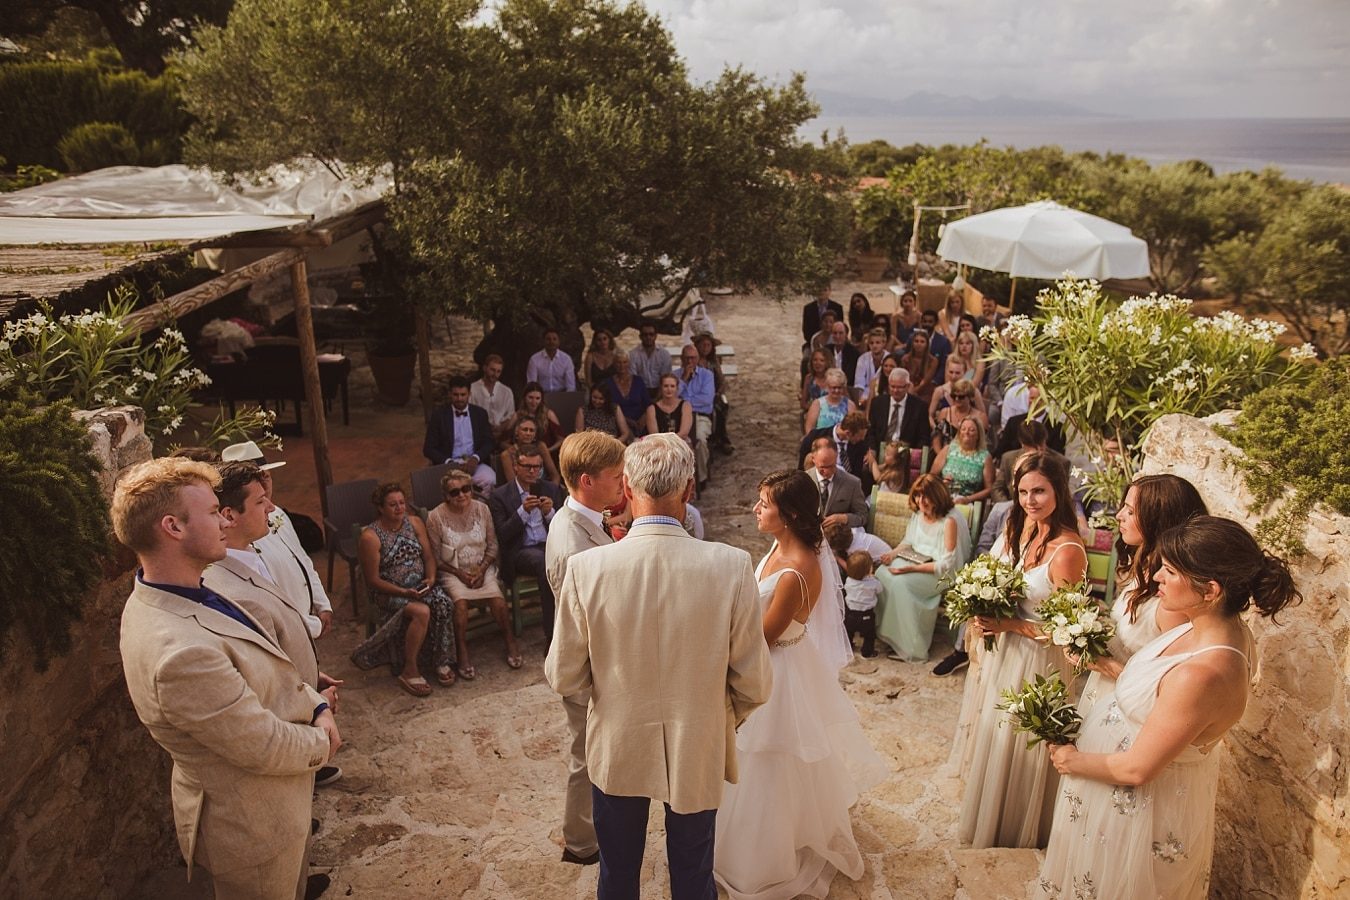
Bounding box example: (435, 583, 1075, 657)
(544, 521, 773, 814)
(203, 554, 320, 688)
(256, 511, 333, 639)
(119, 580, 330, 886)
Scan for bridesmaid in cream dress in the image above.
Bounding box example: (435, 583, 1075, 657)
(1038, 516, 1300, 899)
(1077, 475, 1208, 717)
(953, 451, 1087, 849)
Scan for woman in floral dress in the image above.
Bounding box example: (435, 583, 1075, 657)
(1038, 516, 1299, 899)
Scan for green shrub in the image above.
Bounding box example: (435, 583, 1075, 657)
(0, 392, 111, 672)
(58, 121, 142, 171)
(0, 57, 187, 170)
(1222, 357, 1350, 556)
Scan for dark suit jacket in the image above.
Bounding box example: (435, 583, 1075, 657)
(994, 413, 1067, 459)
(423, 403, 494, 466)
(807, 466, 868, 528)
(827, 342, 861, 386)
(802, 299, 845, 343)
(798, 425, 870, 489)
(488, 478, 565, 577)
(867, 393, 931, 454)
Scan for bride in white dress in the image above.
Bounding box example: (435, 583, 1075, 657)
(952, 451, 1087, 849)
(1038, 516, 1300, 899)
(714, 470, 889, 900)
(1076, 475, 1206, 718)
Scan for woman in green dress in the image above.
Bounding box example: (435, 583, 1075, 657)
(932, 416, 993, 507)
(874, 475, 972, 661)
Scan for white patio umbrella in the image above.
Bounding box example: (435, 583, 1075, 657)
(935, 200, 1150, 309)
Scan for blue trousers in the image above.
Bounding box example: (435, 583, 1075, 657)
(591, 785, 716, 900)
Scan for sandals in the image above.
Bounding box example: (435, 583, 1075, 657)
(436, 665, 457, 686)
(398, 674, 432, 697)
(453, 662, 476, 681)
(506, 653, 524, 670)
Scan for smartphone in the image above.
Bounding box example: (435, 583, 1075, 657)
(415, 584, 432, 596)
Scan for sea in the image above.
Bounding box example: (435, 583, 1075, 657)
(804, 116, 1350, 185)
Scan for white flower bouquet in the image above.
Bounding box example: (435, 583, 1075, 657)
(943, 553, 1027, 650)
(1036, 585, 1115, 675)
(998, 672, 1082, 748)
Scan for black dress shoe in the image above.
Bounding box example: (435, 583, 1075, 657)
(315, 765, 342, 787)
(561, 848, 601, 866)
(305, 873, 331, 900)
(311, 818, 321, 835)
(932, 650, 969, 677)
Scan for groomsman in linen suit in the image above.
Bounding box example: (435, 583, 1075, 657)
(544, 431, 628, 867)
(545, 434, 772, 900)
(808, 442, 869, 530)
(114, 458, 339, 900)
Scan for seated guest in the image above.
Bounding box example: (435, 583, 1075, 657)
(426, 470, 523, 676)
(676, 344, 716, 490)
(852, 327, 891, 403)
(932, 378, 990, 453)
(865, 440, 911, 494)
(823, 320, 860, 385)
(526, 327, 577, 392)
(863, 354, 899, 416)
(802, 368, 856, 435)
(807, 309, 840, 356)
(917, 309, 952, 371)
(798, 410, 870, 483)
(629, 323, 672, 398)
(692, 331, 734, 454)
(807, 442, 868, 529)
(501, 419, 560, 484)
(890, 289, 921, 348)
(488, 446, 563, 642)
(844, 551, 882, 659)
(994, 390, 1068, 458)
(874, 474, 971, 662)
(929, 358, 988, 432)
(514, 381, 564, 453)
(992, 419, 1065, 502)
(581, 329, 619, 387)
(423, 374, 497, 494)
(975, 295, 1006, 333)
(800, 349, 832, 414)
(576, 383, 633, 443)
(604, 353, 649, 434)
(898, 329, 939, 404)
(644, 373, 694, 444)
(951, 329, 985, 387)
(932, 416, 994, 506)
(868, 367, 930, 455)
(936, 291, 965, 344)
(471, 353, 517, 442)
(847, 292, 873, 344)
(351, 483, 457, 697)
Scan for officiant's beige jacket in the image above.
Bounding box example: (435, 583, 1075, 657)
(545, 521, 772, 814)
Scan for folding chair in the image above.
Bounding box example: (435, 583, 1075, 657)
(868, 487, 914, 548)
(323, 478, 378, 618)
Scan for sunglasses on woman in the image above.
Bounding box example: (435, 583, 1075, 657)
(444, 485, 474, 497)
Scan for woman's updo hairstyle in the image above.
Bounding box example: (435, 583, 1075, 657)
(1155, 516, 1301, 619)
(759, 469, 824, 552)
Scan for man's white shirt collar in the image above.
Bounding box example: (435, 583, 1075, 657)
(565, 496, 605, 529)
(226, 546, 273, 581)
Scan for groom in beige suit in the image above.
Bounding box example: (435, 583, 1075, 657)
(114, 458, 339, 899)
(546, 433, 772, 900)
(544, 430, 628, 866)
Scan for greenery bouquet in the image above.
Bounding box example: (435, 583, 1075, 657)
(1036, 585, 1115, 675)
(943, 553, 1027, 650)
(998, 672, 1083, 749)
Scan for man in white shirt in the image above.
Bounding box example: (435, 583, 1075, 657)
(525, 327, 577, 392)
(628, 323, 672, 398)
(470, 353, 516, 440)
(852, 327, 890, 402)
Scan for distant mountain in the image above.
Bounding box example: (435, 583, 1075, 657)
(812, 89, 1102, 118)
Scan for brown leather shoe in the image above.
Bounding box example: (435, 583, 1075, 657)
(561, 848, 601, 865)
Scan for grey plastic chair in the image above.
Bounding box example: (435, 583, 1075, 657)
(323, 478, 378, 617)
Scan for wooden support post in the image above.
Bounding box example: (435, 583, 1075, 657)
(289, 257, 334, 515)
(121, 248, 303, 336)
(1010, 277, 1018, 315)
(415, 307, 434, 421)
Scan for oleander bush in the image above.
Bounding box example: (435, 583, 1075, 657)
(0, 392, 111, 671)
(1221, 357, 1350, 556)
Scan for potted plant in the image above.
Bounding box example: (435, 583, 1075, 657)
(357, 262, 418, 406)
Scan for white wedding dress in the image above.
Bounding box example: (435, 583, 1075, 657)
(713, 548, 889, 900)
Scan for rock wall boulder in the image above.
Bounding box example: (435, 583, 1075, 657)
(1140, 413, 1349, 898)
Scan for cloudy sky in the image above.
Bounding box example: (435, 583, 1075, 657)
(641, 0, 1350, 118)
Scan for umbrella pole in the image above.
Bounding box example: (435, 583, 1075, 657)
(1009, 278, 1017, 314)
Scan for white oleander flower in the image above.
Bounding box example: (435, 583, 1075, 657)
(1290, 343, 1318, 362)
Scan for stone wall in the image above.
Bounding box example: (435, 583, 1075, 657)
(0, 407, 180, 898)
(1140, 413, 1349, 898)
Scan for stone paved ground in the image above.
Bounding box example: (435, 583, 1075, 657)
(136, 284, 1038, 899)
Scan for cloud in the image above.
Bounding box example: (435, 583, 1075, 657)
(642, 0, 1350, 117)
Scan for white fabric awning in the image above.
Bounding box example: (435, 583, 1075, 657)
(0, 163, 389, 246)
